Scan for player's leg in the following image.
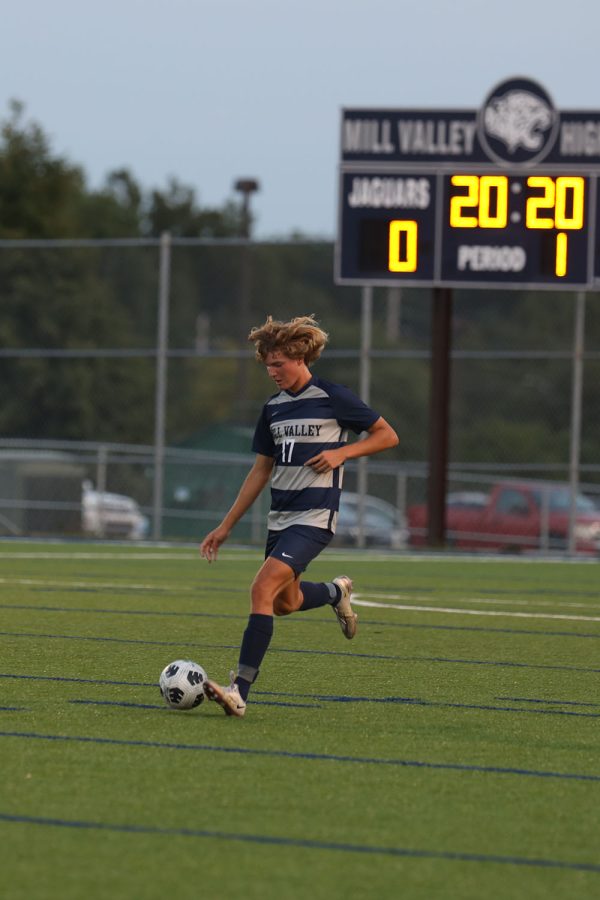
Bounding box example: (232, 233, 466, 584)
(267, 526, 357, 638)
(266, 523, 337, 614)
(250, 555, 296, 614)
(204, 526, 356, 717)
(274, 577, 338, 615)
(204, 555, 293, 717)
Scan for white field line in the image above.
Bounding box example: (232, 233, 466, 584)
(0, 552, 201, 561)
(352, 596, 600, 624)
(0, 548, 598, 565)
(355, 591, 600, 611)
(0, 576, 190, 592)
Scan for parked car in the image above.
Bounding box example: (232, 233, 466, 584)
(81, 481, 148, 540)
(333, 492, 408, 549)
(408, 480, 600, 554)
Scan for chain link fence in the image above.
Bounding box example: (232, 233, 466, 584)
(0, 237, 599, 554)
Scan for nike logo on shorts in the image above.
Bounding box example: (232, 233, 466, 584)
(281, 552, 294, 559)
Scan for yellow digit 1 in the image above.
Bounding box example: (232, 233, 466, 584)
(478, 175, 508, 228)
(449, 175, 479, 227)
(555, 233, 568, 277)
(553, 177, 584, 276)
(388, 220, 418, 272)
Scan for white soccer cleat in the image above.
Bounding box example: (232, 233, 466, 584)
(332, 575, 357, 640)
(203, 671, 247, 718)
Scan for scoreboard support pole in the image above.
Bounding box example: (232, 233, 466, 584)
(567, 291, 586, 555)
(356, 285, 373, 549)
(427, 287, 453, 547)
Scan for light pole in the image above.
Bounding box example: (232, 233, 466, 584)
(234, 178, 260, 238)
(234, 178, 260, 422)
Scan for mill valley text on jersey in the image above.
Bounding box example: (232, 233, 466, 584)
(252, 376, 379, 532)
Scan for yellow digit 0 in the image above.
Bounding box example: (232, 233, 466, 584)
(388, 220, 418, 272)
(478, 175, 508, 228)
(555, 177, 585, 230)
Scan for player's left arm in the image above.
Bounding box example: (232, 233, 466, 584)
(305, 417, 399, 474)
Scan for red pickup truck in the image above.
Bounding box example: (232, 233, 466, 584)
(407, 481, 600, 555)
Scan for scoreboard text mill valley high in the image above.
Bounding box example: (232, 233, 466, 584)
(336, 77, 600, 290)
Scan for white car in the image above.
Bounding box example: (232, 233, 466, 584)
(333, 492, 408, 549)
(81, 481, 148, 540)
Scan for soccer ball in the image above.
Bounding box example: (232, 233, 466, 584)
(159, 659, 208, 710)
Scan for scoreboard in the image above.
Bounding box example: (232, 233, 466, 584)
(335, 78, 600, 290)
(338, 169, 595, 287)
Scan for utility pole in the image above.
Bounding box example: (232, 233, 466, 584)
(427, 287, 453, 548)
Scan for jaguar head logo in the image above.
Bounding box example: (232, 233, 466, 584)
(478, 77, 558, 166)
(484, 91, 552, 153)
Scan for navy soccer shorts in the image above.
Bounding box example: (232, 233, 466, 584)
(265, 524, 334, 576)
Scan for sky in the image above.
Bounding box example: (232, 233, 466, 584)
(1, 0, 598, 239)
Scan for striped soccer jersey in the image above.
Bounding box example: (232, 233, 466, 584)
(252, 375, 379, 532)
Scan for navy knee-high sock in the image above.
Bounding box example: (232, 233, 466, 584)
(298, 581, 341, 611)
(235, 613, 273, 701)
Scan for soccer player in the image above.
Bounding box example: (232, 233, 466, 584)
(199, 315, 399, 717)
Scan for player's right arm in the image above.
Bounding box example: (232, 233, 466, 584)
(199, 453, 274, 562)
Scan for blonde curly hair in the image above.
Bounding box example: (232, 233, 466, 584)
(248, 315, 328, 365)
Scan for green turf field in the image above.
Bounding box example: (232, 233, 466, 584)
(1, 541, 599, 899)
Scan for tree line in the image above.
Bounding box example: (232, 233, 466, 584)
(0, 101, 598, 479)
